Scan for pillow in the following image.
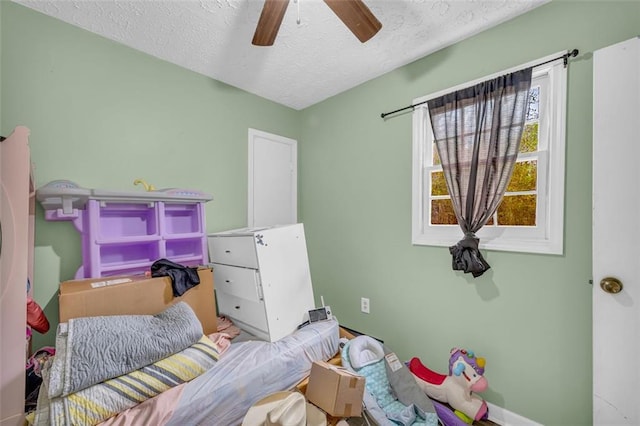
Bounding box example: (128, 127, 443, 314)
(348, 335, 385, 369)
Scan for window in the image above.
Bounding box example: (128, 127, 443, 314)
(412, 52, 567, 254)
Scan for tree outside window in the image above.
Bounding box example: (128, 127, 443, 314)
(429, 86, 540, 227)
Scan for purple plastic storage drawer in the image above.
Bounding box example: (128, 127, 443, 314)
(165, 239, 202, 259)
(163, 204, 201, 234)
(97, 202, 158, 239)
(99, 242, 159, 268)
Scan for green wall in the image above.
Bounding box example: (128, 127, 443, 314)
(2, 1, 639, 425)
(300, 2, 639, 425)
(1, 1, 300, 352)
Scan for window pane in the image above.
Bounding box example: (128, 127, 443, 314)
(526, 86, 540, 121)
(431, 198, 457, 225)
(497, 195, 536, 226)
(431, 171, 448, 196)
(433, 143, 441, 165)
(506, 160, 537, 192)
(520, 122, 538, 153)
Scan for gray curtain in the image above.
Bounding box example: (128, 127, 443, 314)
(427, 68, 533, 277)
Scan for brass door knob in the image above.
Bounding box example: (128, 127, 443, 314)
(600, 277, 623, 294)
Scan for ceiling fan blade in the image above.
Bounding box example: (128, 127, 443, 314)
(323, 0, 382, 43)
(252, 0, 290, 46)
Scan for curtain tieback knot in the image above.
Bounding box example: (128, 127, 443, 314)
(449, 233, 490, 278)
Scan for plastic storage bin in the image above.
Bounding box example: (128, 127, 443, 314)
(36, 181, 213, 279)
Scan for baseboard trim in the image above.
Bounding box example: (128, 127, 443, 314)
(487, 402, 543, 426)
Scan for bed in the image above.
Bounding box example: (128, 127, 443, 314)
(31, 303, 340, 426)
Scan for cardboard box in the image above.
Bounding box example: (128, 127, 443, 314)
(305, 360, 365, 417)
(59, 267, 217, 334)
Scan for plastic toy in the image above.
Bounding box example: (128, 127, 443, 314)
(133, 178, 156, 191)
(409, 348, 488, 423)
(26, 297, 50, 334)
(430, 399, 475, 426)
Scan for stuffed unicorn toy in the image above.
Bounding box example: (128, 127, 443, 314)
(409, 348, 488, 423)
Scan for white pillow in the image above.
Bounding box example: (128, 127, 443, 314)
(348, 335, 385, 369)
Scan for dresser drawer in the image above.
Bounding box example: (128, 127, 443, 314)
(208, 235, 258, 268)
(212, 263, 262, 302)
(216, 291, 268, 333)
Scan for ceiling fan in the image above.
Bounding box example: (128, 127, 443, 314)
(252, 0, 382, 46)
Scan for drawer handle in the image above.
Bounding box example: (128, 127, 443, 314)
(225, 250, 231, 253)
(225, 279, 232, 284)
(234, 305, 240, 310)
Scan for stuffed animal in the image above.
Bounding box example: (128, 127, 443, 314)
(409, 348, 488, 423)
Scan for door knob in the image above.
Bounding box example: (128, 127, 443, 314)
(600, 277, 623, 294)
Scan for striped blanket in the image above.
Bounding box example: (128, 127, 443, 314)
(34, 335, 220, 425)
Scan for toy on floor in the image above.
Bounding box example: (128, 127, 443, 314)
(409, 348, 488, 423)
(342, 335, 439, 426)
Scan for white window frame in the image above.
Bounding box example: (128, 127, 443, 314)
(411, 52, 567, 255)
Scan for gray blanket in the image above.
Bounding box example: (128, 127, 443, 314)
(47, 301, 203, 398)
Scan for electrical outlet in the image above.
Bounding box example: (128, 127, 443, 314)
(361, 297, 370, 314)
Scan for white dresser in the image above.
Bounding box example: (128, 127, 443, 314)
(208, 223, 315, 342)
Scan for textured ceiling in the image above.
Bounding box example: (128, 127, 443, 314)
(14, 0, 548, 110)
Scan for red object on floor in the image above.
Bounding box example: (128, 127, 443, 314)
(409, 357, 447, 385)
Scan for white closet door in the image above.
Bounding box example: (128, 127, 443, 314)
(248, 129, 297, 228)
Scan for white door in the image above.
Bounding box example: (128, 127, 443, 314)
(593, 37, 639, 425)
(248, 129, 297, 228)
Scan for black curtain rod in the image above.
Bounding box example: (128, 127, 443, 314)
(380, 48, 579, 119)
